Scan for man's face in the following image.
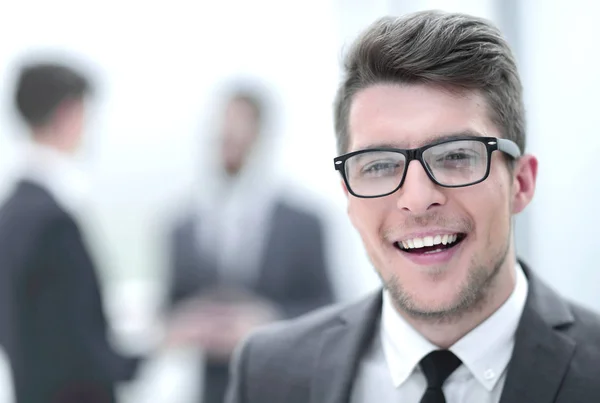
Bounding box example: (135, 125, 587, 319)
(52, 98, 87, 154)
(345, 83, 536, 319)
(220, 99, 260, 175)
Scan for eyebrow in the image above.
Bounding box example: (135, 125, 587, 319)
(356, 129, 487, 151)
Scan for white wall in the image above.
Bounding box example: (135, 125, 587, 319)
(0, 0, 372, 302)
(390, 0, 495, 18)
(0, 2, 369, 401)
(519, 0, 600, 311)
(1, 0, 594, 326)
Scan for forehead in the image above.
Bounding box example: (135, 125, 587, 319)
(348, 83, 498, 151)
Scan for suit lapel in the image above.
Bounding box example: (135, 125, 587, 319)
(253, 201, 284, 293)
(310, 292, 382, 403)
(499, 263, 576, 403)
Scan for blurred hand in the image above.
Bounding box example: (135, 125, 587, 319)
(162, 296, 282, 361)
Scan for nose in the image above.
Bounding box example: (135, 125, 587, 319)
(396, 160, 447, 214)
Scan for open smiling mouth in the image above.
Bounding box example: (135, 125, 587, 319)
(394, 233, 467, 255)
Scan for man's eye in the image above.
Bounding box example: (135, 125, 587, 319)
(443, 152, 472, 161)
(361, 162, 400, 175)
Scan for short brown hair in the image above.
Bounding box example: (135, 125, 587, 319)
(15, 62, 91, 128)
(333, 10, 525, 155)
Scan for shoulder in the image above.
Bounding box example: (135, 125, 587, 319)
(0, 180, 70, 236)
(566, 300, 600, 352)
(162, 204, 196, 245)
(524, 262, 600, 355)
(1, 180, 57, 214)
(274, 199, 313, 217)
(230, 302, 350, 401)
(171, 213, 195, 237)
(552, 300, 600, 396)
(246, 302, 345, 354)
(0, 182, 79, 279)
(528, 268, 600, 357)
(229, 293, 380, 402)
(272, 198, 324, 230)
(242, 293, 375, 366)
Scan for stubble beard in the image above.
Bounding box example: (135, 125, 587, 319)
(382, 237, 510, 325)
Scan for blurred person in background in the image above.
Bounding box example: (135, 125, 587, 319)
(0, 60, 143, 403)
(226, 11, 600, 403)
(166, 82, 335, 403)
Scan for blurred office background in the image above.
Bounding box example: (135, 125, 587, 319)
(0, 0, 599, 401)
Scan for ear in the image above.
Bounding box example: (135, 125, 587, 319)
(511, 154, 538, 214)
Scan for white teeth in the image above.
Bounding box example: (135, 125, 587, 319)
(399, 233, 461, 250)
(424, 248, 445, 254)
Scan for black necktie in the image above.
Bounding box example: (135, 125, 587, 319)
(419, 350, 462, 403)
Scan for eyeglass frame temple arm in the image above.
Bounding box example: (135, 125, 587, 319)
(497, 138, 521, 159)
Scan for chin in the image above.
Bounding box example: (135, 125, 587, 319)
(392, 286, 470, 320)
(411, 292, 461, 313)
(390, 252, 463, 282)
(413, 278, 462, 304)
(385, 263, 469, 312)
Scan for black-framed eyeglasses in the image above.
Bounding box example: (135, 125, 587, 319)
(333, 136, 521, 198)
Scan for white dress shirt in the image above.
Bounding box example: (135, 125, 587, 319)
(16, 141, 91, 217)
(197, 176, 277, 287)
(194, 132, 280, 288)
(0, 347, 13, 403)
(351, 263, 528, 403)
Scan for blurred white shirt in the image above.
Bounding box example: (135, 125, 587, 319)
(16, 141, 90, 217)
(200, 178, 277, 287)
(0, 347, 13, 403)
(351, 263, 528, 403)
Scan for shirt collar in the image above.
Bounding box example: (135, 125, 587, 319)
(18, 141, 90, 215)
(381, 290, 436, 387)
(381, 262, 529, 391)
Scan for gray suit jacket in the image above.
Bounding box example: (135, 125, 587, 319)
(0, 181, 140, 403)
(168, 199, 334, 317)
(226, 262, 600, 403)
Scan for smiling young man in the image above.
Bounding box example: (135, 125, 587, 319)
(226, 10, 600, 403)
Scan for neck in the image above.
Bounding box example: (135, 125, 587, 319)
(31, 128, 76, 155)
(400, 253, 517, 348)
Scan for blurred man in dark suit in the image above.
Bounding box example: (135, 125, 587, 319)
(166, 82, 335, 403)
(0, 60, 140, 403)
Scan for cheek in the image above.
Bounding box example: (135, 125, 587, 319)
(348, 200, 367, 234)
(348, 200, 394, 273)
(348, 199, 386, 244)
(465, 179, 511, 244)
